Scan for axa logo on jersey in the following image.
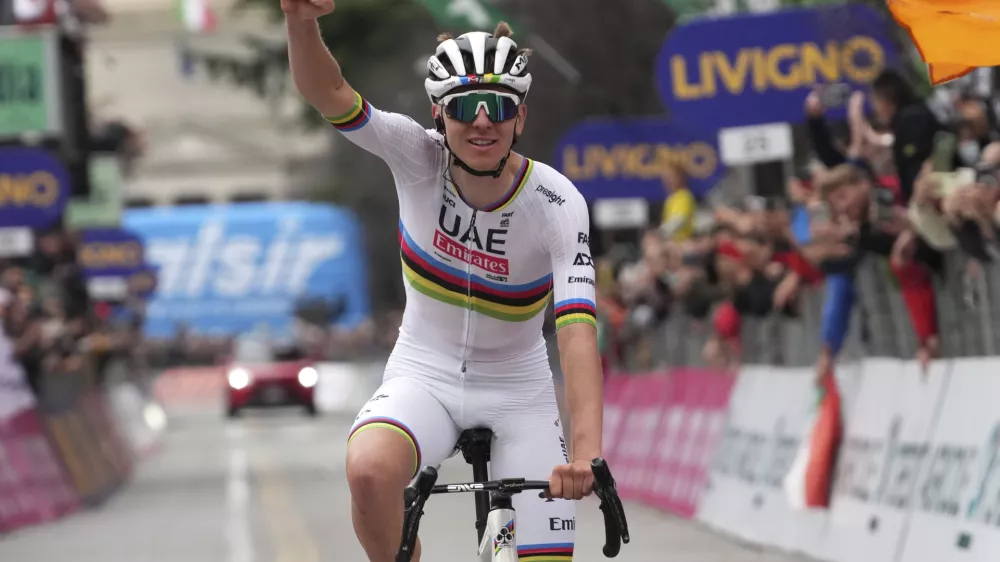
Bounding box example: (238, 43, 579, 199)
(144, 219, 346, 298)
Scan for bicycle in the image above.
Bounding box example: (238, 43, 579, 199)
(397, 428, 631, 562)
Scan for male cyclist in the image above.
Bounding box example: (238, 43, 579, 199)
(283, 0, 603, 560)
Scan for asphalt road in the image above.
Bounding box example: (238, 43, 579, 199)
(0, 402, 809, 562)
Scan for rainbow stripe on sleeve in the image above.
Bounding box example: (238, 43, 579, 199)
(554, 299, 596, 330)
(326, 91, 372, 132)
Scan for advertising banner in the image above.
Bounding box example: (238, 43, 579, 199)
(824, 358, 950, 562)
(647, 368, 733, 518)
(78, 228, 148, 301)
(0, 147, 70, 232)
(696, 366, 827, 551)
(614, 372, 672, 500)
(896, 358, 1000, 562)
(78, 228, 146, 279)
(124, 202, 372, 338)
(553, 117, 725, 200)
(0, 28, 62, 139)
(654, 4, 900, 130)
(601, 375, 632, 465)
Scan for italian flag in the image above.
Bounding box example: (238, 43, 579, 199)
(783, 369, 843, 509)
(178, 0, 217, 33)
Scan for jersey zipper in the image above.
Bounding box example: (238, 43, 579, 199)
(460, 210, 478, 377)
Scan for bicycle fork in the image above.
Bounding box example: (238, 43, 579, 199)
(477, 495, 518, 562)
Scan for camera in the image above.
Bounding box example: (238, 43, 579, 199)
(975, 162, 1000, 189)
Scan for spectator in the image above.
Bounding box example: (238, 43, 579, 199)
(869, 69, 945, 203)
(659, 162, 696, 241)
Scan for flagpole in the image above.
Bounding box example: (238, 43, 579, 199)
(527, 33, 580, 85)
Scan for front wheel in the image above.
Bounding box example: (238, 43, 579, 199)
(304, 402, 318, 417)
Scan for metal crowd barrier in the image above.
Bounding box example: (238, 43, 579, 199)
(633, 251, 1000, 371)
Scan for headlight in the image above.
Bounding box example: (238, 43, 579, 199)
(228, 368, 252, 390)
(297, 366, 319, 388)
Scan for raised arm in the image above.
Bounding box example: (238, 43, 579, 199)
(282, 0, 440, 183)
(283, 0, 356, 117)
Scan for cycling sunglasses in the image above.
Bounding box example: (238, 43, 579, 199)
(440, 90, 520, 124)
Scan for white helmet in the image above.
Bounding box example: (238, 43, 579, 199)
(424, 29, 532, 103)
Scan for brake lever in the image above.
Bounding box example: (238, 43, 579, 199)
(590, 458, 631, 557)
(396, 467, 438, 562)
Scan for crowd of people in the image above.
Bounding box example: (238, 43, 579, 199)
(596, 69, 1000, 378)
(0, 227, 148, 399)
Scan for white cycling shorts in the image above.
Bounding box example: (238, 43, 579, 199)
(348, 368, 576, 561)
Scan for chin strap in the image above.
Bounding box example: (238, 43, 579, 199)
(438, 117, 520, 179)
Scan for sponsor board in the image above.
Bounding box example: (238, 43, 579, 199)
(654, 4, 900, 129)
(124, 202, 371, 337)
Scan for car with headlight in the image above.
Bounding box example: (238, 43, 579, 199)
(224, 335, 320, 418)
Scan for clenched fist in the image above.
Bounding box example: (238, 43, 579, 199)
(546, 460, 595, 501)
(281, 0, 334, 20)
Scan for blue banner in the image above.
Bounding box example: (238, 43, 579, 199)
(78, 228, 145, 279)
(0, 147, 70, 228)
(654, 4, 900, 130)
(123, 202, 371, 338)
(132, 264, 159, 299)
(553, 117, 726, 200)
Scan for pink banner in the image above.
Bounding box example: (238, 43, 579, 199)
(611, 372, 673, 501)
(646, 369, 734, 518)
(81, 392, 134, 481)
(601, 374, 632, 466)
(602, 368, 735, 519)
(0, 408, 78, 532)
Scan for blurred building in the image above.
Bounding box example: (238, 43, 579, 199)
(86, 0, 331, 208)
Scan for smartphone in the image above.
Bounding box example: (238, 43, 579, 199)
(820, 83, 853, 108)
(873, 187, 896, 222)
(975, 163, 999, 189)
(932, 130, 958, 172)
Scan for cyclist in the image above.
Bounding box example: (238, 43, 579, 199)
(283, 0, 604, 560)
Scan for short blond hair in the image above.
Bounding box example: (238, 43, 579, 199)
(818, 164, 866, 201)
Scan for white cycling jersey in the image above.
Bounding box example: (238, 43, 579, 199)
(332, 92, 589, 560)
(329, 92, 597, 376)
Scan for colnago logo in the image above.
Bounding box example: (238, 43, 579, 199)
(433, 231, 510, 274)
(143, 217, 346, 299)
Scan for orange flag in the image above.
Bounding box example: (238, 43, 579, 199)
(887, 0, 1000, 85)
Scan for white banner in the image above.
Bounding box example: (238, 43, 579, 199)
(824, 358, 951, 562)
(697, 366, 818, 548)
(0, 329, 36, 421)
(687, 357, 1000, 562)
(695, 363, 867, 560)
(899, 358, 1000, 562)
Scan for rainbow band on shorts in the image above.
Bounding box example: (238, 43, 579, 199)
(348, 417, 421, 477)
(518, 543, 574, 561)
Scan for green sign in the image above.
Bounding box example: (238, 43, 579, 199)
(64, 156, 125, 229)
(665, 0, 844, 23)
(0, 27, 62, 140)
(416, 0, 520, 32)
